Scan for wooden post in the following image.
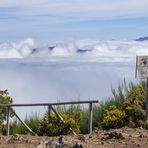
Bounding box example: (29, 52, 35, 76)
(88, 103, 93, 134)
(146, 78, 148, 121)
(6, 106, 10, 136)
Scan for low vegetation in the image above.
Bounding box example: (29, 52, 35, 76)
(10, 113, 40, 135)
(1, 80, 148, 136)
(38, 113, 80, 136)
(0, 89, 13, 133)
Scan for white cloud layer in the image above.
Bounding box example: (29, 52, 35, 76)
(0, 38, 148, 62)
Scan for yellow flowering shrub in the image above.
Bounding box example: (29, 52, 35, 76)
(102, 105, 126, 129)
(38, 113, 80, 136)
(123, 84, 146, 126)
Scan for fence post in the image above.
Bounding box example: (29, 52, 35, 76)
(6, 106, 10, 136)
(48, 105, 51, 122)
(88, 103, 93, 134)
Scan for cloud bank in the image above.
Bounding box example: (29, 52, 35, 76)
(0, 38, 148, 62)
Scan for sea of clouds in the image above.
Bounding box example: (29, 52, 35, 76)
(0, 38, 148, 60)
(0, 38, 147, 117)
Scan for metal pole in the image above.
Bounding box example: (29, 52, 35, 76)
(146, 78, 148, 121)
(48, 105, 51, 122)
(6, 106, 10, 136)
(88, 103, 93, 134)
(11, 109, 36, 135)
(2, 100, 98, 107)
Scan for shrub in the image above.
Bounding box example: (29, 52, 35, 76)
(66, 105, 84, 124)
(123, 84, 146, 126)
(92, 104, 104, 130)
(110, 79, 133, 108)
(65, 105, 88, 133)
(0, 89, 13, 133)
(101, 81, 148, 129)
(102, 105, 126, 129)
(10, 113, 40, 134)
(0, 119, 4, 132)
(38, 113, 80, 136)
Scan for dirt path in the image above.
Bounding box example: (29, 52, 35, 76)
(0, 127, 148, 148)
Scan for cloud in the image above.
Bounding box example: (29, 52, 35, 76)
(0, 0, 148, 23)
(0, 38, 148, 62)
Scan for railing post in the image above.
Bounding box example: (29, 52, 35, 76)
(6, 106, 10, 136)
(88, 103, 93, 134)
(48, 105, 51, 122)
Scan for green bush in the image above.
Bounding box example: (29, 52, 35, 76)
(92, 104, 104, 130)
(0, 119, 4, 132)
(0, 89, 13, 133)
(38, 113, 80, 136)
(66, 105, 84, 124)
(102, 105, 126, 129)
(65, 105, 88, 133)
(123, 84, 146, 126)
(54, 104, 88, 134)
(10, 113, 40, 134)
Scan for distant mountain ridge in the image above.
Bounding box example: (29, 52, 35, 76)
(136, 36, 148, 41)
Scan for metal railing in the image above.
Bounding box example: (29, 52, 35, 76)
(0, 100, 99, 136)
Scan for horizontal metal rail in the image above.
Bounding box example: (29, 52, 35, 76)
(0, 100, 98, 107)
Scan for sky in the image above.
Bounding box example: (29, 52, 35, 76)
(0, 0, 148, 41)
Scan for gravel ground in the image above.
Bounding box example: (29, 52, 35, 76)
(0, 127, 148, 148)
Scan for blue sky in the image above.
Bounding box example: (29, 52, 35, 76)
(0, 0, 148, 41)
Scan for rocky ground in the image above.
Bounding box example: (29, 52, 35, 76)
(0, 127, 148, 148)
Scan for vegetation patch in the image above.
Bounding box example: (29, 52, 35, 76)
(1, 80, 148, 136)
